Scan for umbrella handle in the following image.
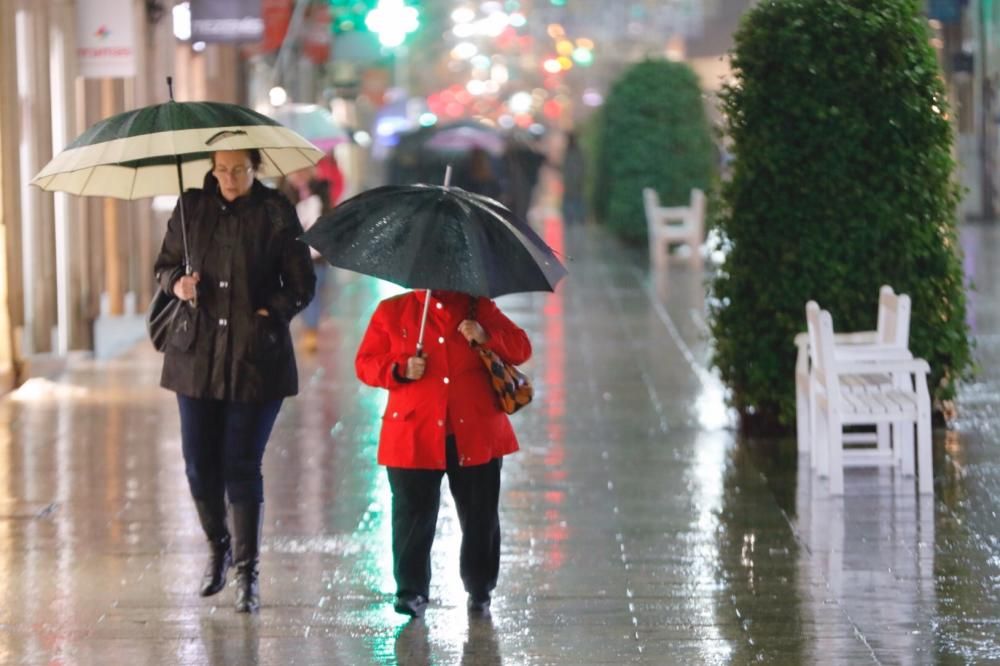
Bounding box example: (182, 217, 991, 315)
(415, 289, 432, 354)
(186, 264, 198, 309)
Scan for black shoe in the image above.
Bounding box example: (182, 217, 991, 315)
(233, 566, 260, 614)
(231, 502, 263, 614)
(199, 539, 232, 597)
(193, 499, 232, 597)
(393, 594, 428, 618)
(467, 594, 491, 615)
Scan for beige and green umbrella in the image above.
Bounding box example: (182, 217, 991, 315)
(32, 77, 323, 274)
(31, 80, 323, 200)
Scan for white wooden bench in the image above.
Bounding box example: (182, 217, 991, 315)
(795, 286, 912, 458)
(807, 303, 933, 495)
(643, 187, 705, 267)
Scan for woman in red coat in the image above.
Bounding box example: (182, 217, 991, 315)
(355, 289, 531, 618)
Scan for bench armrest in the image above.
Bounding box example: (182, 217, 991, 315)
(834, 345, 912, 361)
(833, 331, 878, 344)
(835, 358, 930, 376)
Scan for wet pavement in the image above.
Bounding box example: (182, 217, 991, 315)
(2, 204, 1000, 665)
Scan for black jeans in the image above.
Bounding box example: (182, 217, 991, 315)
(177, 395, 283, 504)
(387, 436, 502, 600)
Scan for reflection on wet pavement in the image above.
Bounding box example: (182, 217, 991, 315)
(1, 218, 999, 664)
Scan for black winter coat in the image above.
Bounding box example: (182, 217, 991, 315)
(154, 174, 316, 402)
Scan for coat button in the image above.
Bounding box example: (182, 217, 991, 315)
(218, 318, 228, 327)
(437, 419, 444, 427)
(438, 336, 445, 344)
(436, 302, 443, 309)
(443, 377, 450, 384)
(219, 281, 229, 288)
(392, 411, 398, 418)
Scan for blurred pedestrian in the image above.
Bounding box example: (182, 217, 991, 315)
(154, 149, 316, 613)
(561, 131, 586, 226)
(455, 147, 502, 199)
(355, 289, 532, 618)
(315, 152, 345, 208)
(279, 157, 341, 354)
(502, 134, 546, 222)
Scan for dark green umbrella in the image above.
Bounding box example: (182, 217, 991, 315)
(32, 77, 322, 304)
(31, 82, 322, 200)
(300, 175, 567, 349)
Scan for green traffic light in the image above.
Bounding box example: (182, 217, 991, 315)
(365, 0, 419, 48)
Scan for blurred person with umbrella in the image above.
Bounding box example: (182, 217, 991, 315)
(453, 147, 502, 200)
(302, 172, 566, 618)
(502, 132, 547, 224)
(278, 156, 343, 353)
(33, 79, 321, 614)
(560, 131, 587, 226)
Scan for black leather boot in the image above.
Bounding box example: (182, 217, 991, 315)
(194, 499, 231, 597)
(231, 502, 263, 613)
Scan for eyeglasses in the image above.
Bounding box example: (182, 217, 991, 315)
(212, 165, 253, 179)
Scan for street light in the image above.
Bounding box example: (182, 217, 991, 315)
(365, 0, 420, 49)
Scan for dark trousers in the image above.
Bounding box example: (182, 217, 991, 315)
(177, 395, 283, 505)
(386, 436, 502, 600)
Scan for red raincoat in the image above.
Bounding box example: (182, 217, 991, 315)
(355, 290, 532, 469)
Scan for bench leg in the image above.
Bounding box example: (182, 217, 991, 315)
(811, 396, 826, 473)
(826, 409, 844, 495)
(796, 376, 810, 454)
(877, 422, 891, 457)
(916, 412, 933, 494)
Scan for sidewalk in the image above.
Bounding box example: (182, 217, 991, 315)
(0, 211, 998, 664)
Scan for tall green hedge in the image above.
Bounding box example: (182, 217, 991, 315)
(594, 59, 715, 243)
(709, 0, 971, 430)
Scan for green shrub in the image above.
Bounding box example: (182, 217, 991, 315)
(709, 0, 971, 430)
(580, 106, 608, 225)
(596, 59, 715, 242)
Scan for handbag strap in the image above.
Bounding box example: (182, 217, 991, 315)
(467, 296, 483, 349)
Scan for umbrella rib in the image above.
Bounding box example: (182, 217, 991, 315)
(76, 165, 99, 199)
(261, 149, 279, 176)
(127, 165, 140, 200)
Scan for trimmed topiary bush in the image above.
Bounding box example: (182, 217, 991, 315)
(709, 0, 971, 431)
(595, 59, 715, 243)
(580, 106, 609, 227)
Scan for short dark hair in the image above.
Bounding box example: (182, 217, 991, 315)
(210, 149, 263, 170)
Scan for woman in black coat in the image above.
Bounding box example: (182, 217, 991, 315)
(153, 149, 315, 613)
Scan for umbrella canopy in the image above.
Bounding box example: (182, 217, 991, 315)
(425, 125, 504, 156)
(300, 183, 567, 299)
(270, 103, 349, 153)
(32, 100, 323, 200)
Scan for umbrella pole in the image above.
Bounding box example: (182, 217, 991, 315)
(415, 164, 454, 354)
(173, 156, 192, 274)
(415, 164, 455, 353)
(416, 290, 431, 356)
(167, 76, 195, 305)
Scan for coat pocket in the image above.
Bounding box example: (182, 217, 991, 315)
(251, 314, 286, 358)
(380, 405, 417, 457)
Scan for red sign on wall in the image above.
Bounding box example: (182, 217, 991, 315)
(303, 3, 332, 64)
(261, 0, 293, 52)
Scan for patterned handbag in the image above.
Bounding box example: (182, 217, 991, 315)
(468, 298, 533, 414)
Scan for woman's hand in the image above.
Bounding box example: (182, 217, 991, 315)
(173, 272, 200, 301)
(405, 354, 427, 380)
(458, 319, 488, 345)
